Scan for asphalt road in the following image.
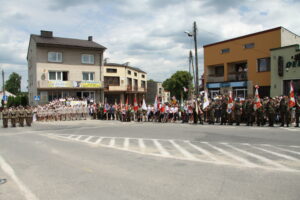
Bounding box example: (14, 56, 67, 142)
(0, 120, 300, 200)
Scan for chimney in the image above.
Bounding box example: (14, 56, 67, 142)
(88, 36, 93, 41)
(40, 30, 53, 38)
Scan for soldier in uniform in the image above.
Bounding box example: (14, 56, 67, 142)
(265, 98, 275, 127)
(9, 107, 17, 127)
(208, 102, 215, 125)
(2, 107, 9, 128)
(256, 103, 264, 126)
(279, 97, 288, 127)
(18, 106, 26, 127)
(25, 106, 33, 126)
(295, 95, 300, 127)
(234, 98, 242, 126)
(245, 99, 254, 126)
(220, 98, 228, 125)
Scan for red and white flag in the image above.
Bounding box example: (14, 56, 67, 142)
(183, 87, 188, 92)
(154, 95, 158, 111)
(289, 81, 296, 108)
(134, 97, 138, 111)
(227, 90, 234, 113)
(254, 85, 262, 111)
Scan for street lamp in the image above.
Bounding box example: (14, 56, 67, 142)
(185, 21, 199, 97)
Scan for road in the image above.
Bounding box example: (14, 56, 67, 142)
(0, 120, 300, 200)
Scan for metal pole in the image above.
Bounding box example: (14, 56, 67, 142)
(2, 69, 4, 97)
(193, 21, 199, 97)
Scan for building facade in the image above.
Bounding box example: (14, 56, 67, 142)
(27, 31, 106, 105)
(270, 44, 300, 97)
(103, 63, 147, 104)
(204, 27, 300, 99)
(146, 81, 170, 104)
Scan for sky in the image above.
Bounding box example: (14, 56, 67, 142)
(0, 0, 300, 91)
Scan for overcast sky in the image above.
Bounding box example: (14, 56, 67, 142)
(0, 0, 300, 91)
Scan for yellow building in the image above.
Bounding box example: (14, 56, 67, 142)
(204, 27, 300, 98)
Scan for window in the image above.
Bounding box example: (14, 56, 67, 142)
(141, 74, 145, 78)
(49, 71, 68, 81)
(106, 68, 117, 73)
(81, 54, 94, 64)
(82, 72, 94, 81)
(141, 80, 146, 88)
(257, 57, 271, 72)
(104, 76, 120, 86)
(220, 48, 230, 54)
(134, 72, 137, 76)
(214, 66, 224, 76)
(48, 52, 62, 62)
(128, 70, 131, 75)
(244, 43, 255, 49)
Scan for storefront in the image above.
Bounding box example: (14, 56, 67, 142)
(270, 44, 300, 97)
(206, 81, 248, 99)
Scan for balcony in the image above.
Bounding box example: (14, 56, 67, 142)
(227, 72, 247, 81)
(206, 75, 224, 83)
(37, 80, 103, 89)
(104, 85, 126, 92)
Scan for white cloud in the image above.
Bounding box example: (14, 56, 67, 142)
(0, 0, 300, 91)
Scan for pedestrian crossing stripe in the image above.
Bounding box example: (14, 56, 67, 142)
(45, 133, 300, 172)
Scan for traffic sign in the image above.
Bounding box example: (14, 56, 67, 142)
(2, 95, 8, 101)
(34, 96, 40, 101)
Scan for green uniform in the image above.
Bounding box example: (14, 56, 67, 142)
(245, 101, 254, 126)
(279, 99, 289, 127)
(295, 99, 300, 127)
(2, 109, 9, 128)
(265, 101, 275, 127)
(220, 101, 227, 125)
(234, 102, 242, 126)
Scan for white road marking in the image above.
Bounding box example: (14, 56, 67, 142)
(224, 143, 294, 171)
(252, 146, 300, 161)
(206, 143, 257, 167)
(84, 136, 94, 143)
(152, 139, 171, 157)
(169, 140, 197, 160)
(0, 155, 39, 200)
(109, 138, 115, 147)
(74, 135, 83, 140)
(138, 138, 146, 152)
(94, 137, 103, 144)
(67, 135, 75, 139)
(123, 138, 130, 150)
(184, 141, 218, 162)
(271, 146, 300, 156)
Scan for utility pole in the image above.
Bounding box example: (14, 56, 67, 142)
(2, 69, 4, 97)
(193, 21, 199, 97)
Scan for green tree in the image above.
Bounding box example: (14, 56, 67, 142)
(162, 71, 193, 100)
(5, 72, 21, 95)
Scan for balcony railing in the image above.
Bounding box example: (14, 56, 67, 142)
(206, 75, 224, 83)
(227, 72, 247, 81)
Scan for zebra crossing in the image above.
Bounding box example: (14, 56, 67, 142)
(46, 133, 300, 172)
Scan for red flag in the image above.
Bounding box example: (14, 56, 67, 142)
(134, 97, 138, 111)
(254, 85, 262, 110)
(125, 97, 129, 111)
(227, 90, 233, 113)
(289, 81, 296, 108)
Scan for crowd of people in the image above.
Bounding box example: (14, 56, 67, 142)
(2, 94, 300, 128)
(87, 94, 300, 128)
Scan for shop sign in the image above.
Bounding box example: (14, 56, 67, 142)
(47, 81, 102, 88)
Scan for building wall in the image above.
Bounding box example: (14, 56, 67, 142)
(270, 45, 300, 97)
(27, 38, 38, 105)
(281, 28, 300, 47)
(204, 28, 281, 88)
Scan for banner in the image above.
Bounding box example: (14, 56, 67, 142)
(47, 81, 102, 88)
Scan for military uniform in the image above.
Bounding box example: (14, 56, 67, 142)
(25, 107, 33, 126)
(256, 106, 264, 126)
(279, 98, 289, 127)
(234, 102, 242, 126)
(2, 108, 9, 128)
(9, 108, 17, 127)
(220, 101, 228, 125)
(265, 100, 275, 127)
(245, 100, 254, 126)
(295, 98, 300, 127)
(18, 107, 26, 127)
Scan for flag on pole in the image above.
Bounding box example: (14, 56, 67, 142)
(120, 98, 123, 110)
(289, 81, 296, 108)
(254, 85, 262, 111)
(142, 97, 147, 110)
(227, 90, 234, 113)
(183, 87, 188, 92)
(133, 97, 138, 111)
(154, 95, 158, 111)
(202, 90, 209, 109)
(125, 96, 129, 111)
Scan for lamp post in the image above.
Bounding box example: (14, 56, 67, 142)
(185, 21, 199, 97)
